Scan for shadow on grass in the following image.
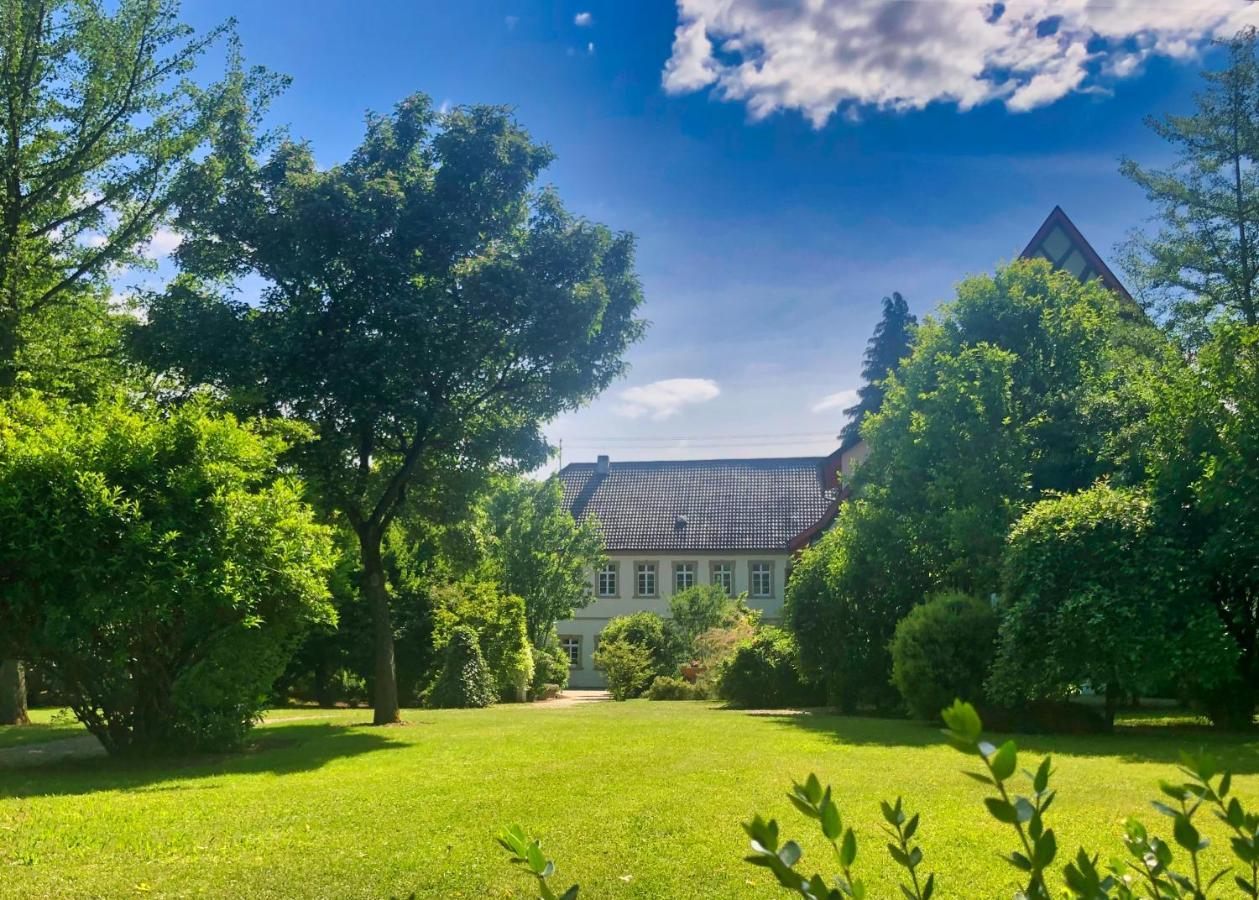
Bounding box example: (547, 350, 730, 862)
(0, 721, 404, 800)
(727, 708, 1259, 774)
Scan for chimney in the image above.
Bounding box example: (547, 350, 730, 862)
(596, 454, 610, 475)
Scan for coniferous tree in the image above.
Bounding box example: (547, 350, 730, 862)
(839, 291, 916, 448)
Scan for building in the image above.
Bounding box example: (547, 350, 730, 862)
(554, 207, 1129, 689)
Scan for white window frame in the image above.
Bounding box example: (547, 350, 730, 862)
(749, 561, 774, 599)
(635, 562, 657, 598)
(673, 561, 697, 593)
(596, 562, 618, 598)
(560, 635, 582, 669)
(710, 561, 734, 596)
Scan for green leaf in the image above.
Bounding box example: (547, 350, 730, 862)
(941, 700, 982, 746)
(840, 828, 858, 868)
(1173, 814, 1201, 852)
(989, 741, 1018, 782)
(821, 799, 843, 842)
(778, 840, 802, 868)
(985, 798, 1019, 824)
(1033, 757, 1052, 795)
(1033, 829, 1057, 868)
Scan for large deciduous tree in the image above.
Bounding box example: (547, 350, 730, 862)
(137, 93, 644, 724)
(0, 0, 249, 723)
(838, 291, 915, 448)
(1122, 28, 1259, 345)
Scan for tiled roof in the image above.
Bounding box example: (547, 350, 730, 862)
(558, 457, 838, 553)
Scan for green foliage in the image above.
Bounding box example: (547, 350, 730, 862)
(989, 483, 1237, 726)
(598, 611, 677, 679)
(0, 395, 336, 754)
(530, 631, 571, 698)
(717, 627, 824, 709)
(1146, 323, 1259, 728)
(646, 675, 708, 701)
(669, 583, 743, 658)
(426, 626, 496, 709)
(1121, 28, 1259, 343)
(890, 592, 998, 721)
(137, 88, 645, 722)
(839, 291, 916, 448)
(484, 477, 605, 647)
(496, 824, 579, 900)
(592, 639, 654, 702)
(788, 260, 1166, 712)
(432, 580, 534, 703)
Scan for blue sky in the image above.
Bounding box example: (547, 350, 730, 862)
(172, 0, 1256, 468)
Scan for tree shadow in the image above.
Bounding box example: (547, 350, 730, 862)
(0, 721, 405, 800)
(725, 708, 1259, 775)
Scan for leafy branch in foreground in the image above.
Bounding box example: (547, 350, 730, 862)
(496, 824, 578, 900)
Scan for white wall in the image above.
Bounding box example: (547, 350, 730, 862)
(555, 551, 791, 689)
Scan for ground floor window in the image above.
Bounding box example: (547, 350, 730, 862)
(710, 561, 733, 595)
(560, 635, 582, 668)
(750, 561, 773, 598)
(674, 561, 696, 592)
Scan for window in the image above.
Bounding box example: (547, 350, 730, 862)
(560, 636, 582, 668)
(596, 563, 618, 597)
(750, 561, 773, 598)
(710, 561, 734, 596)
(635, 562, 657, 597)
(673, 561, 696, 593)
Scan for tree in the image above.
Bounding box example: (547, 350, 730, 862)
(0, 395, 336, 754)
(839, 291, 916, 448)
(0, 0, 264, 723)
(890, 591, 998, 721)
(1122, 28, 1259, 345)
(426, 625, 496, 709)
(1147, 324, 1259, 727)
(788, 260, 1165, 710)
(989, 484, 1235, 729)
(137, 93, 644, 724)
(668, 583, 741, 658)
(598, 611, 678, 683)
(484, 476, 604, 648)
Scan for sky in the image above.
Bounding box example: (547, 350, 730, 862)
(168, 0, 1259, 470)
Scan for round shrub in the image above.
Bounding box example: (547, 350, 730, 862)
(599, 611, 677, 678)
(646, 675, 708, 701)
(530, 632, 571, 698)
(427, 626, 497, 709)
(717, 627, 824, 708)
(592, 638, 654, 701)
(0, 397, 336, 755)
(890, 591, 998, 721)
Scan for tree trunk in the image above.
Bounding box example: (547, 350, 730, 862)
(1103, 681, 1119, 733)
(0, 660, 29, 725)
(360, 530, 400, 724)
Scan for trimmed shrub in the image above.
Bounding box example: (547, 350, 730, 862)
(669, 584, 742, 655)
(427, 626, 497, 709)
(599, 611, 677, 678)
(890, 591, 998, 720)
(433, 580, 535, 702)
(530, 632, 571, 699)
(646, 675, 708, 701)
(593, 638, 654, 701)
(717, 627, 824, 709)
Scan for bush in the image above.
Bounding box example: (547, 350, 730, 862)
(593, 638, 654, 701)
(717, 627, 824, 709)
(889, 591, 998, 720)
(433, 580, 535, 702)
(427, 626, 497, 709)
(0, 397, 336, 755)
(529, 631, 571, 699)
(669, 584, 742, 655)
(599, 611, 677, 678)
(646, 675, 709, 701)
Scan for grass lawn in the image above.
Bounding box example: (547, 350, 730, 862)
(2, 702, 1258, 898)
(0, 709, 86, 751)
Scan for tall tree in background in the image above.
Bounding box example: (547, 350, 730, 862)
(137, 93, 645, 724)
(0, 0, 241, 724)
(838, 291, 915, 448)
(1122, 28, 1259, 346)
(484, 477, 604, 648)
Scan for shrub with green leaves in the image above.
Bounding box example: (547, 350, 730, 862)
(890, 591, 998, 720)
(717, 627, 824, 709)
(530, 631, 571, 698)
(496, 824, 579, 900)
(669, 584, 743, 656)
(598, 611, 678, 679)
(0, 396, 336, 755)
(432, 580, 535, 702)
(592, 638, 654, 701)
(426, 626, 497, 709)
(646, 675, 708, 701)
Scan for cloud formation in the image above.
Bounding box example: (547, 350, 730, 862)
(615, 378, 721, 420)
(811, 388, 859, 415)
(663, 0, 1259, 125)
(144, 226, 183, 259)
(574, 11, 593, 26)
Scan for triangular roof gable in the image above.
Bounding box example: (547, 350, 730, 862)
(1020, 206, 1134, 305)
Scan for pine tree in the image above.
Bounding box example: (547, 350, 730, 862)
(839, 292, 916, 448)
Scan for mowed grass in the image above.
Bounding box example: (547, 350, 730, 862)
(0, 709, 85, 750)
(2, 702, 1258, 898)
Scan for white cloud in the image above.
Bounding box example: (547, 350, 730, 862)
(811, 388, 859, 415)
(574, 11, 593, 26)
(587, 41, 596, 55)
(663, 0, 1259, 126)
(614, 378, 721, 420)
(144, 226, 183, 259)
(505, 14, 519, 29)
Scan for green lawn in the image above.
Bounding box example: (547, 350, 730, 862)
(1, 702, 1257, 898)
(0, 708, 86, 751)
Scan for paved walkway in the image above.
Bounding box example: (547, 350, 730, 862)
(528, 689, 611, 708)
(0, 734, 105, 769)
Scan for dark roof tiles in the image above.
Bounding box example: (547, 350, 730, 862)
(558, 457, 836, 552)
